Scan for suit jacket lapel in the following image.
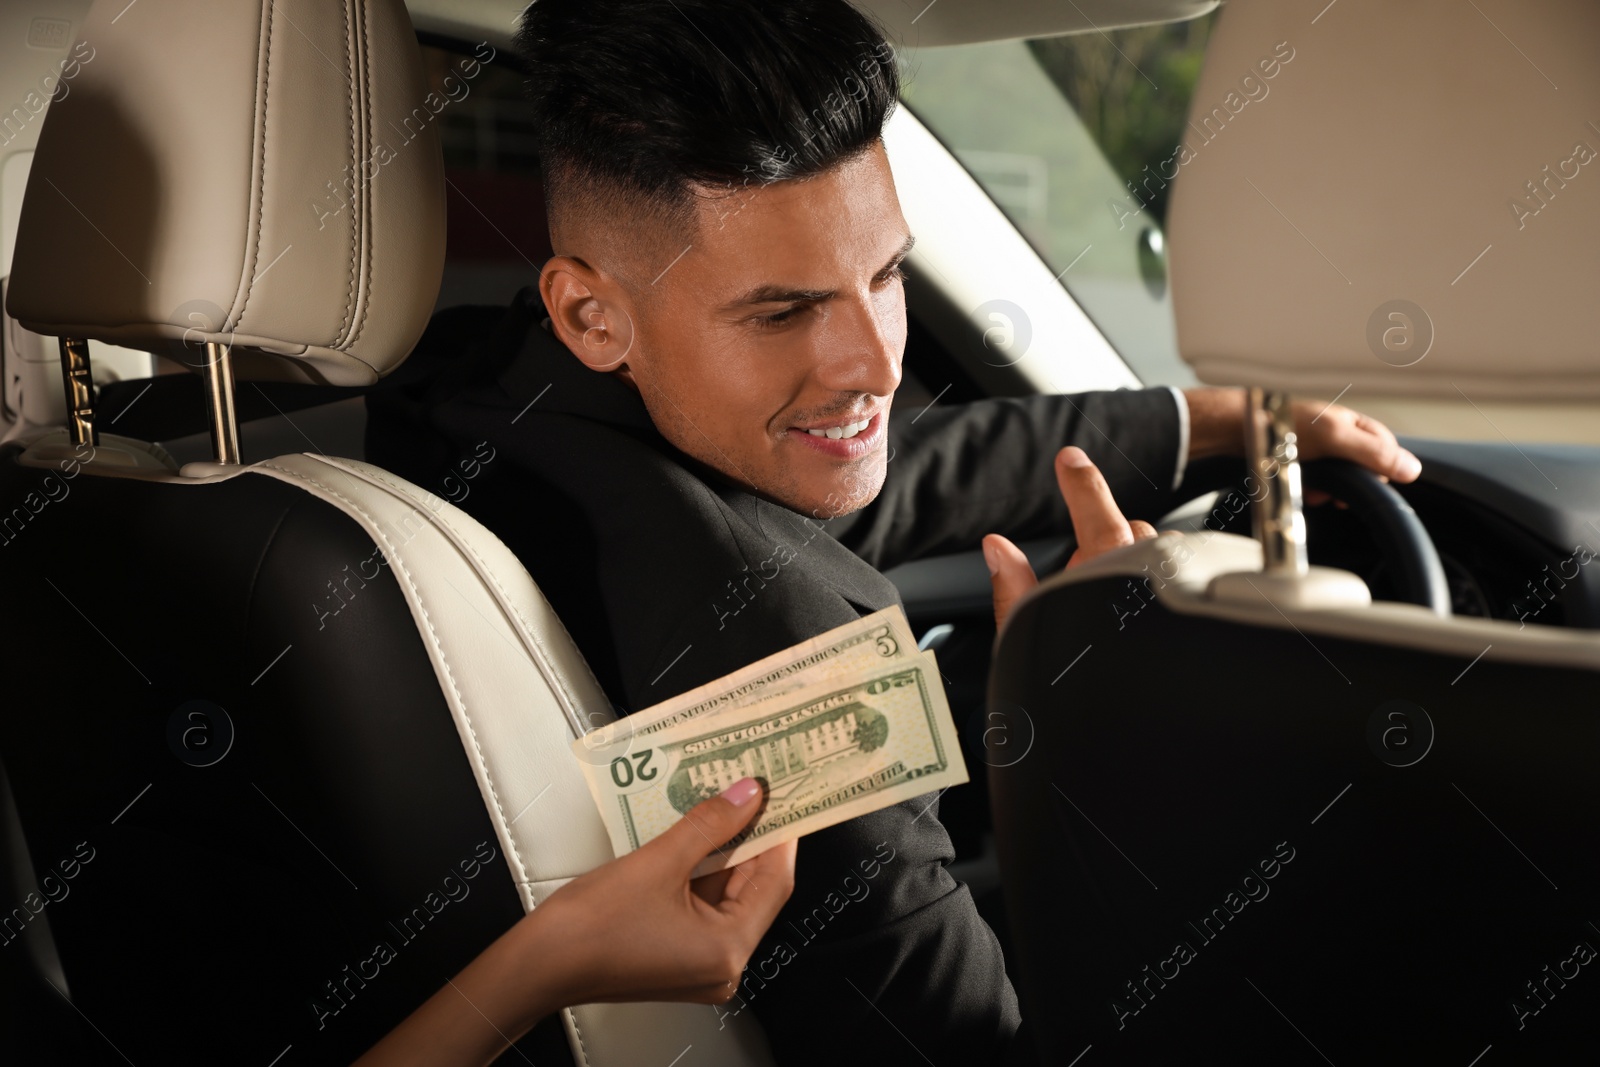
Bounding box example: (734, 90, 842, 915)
(739, 494, 902, 615)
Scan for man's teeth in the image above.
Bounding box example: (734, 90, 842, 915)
(807, 418, 871, 440)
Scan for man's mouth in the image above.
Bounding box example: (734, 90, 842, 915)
(786, 409, 887, 457)
(802, 416, 873, 441)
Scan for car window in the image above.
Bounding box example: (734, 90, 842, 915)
(898, 17, 1216, 389)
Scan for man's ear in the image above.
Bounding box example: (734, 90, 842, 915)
(540, 255, 638, 376)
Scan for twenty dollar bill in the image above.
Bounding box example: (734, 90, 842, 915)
(574, 650, 968, 876)
(579, 606, 917, 751)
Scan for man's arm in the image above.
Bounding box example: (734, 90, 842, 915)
(1182, 387, 1422, 480)
(830, 385, 1422, 573)
(830, 387, 1185, 572)
(983, 391, 1426, 628)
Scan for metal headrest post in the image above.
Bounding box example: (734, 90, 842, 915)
(1207, 388, 1369, 610)
(202, 342, 241, 464)
(58, 337, 98, 448)
(1244, 388, 1307, 576)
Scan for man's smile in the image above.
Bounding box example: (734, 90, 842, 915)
(784, 408, 888, 458)
(803, 416, 871, 440)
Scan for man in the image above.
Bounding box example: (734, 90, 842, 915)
(403, 0, 1420, 1061)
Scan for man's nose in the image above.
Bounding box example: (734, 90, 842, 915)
(816, 297, 902, 398)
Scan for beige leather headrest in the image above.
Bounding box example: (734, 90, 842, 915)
(1167, 0, 1600, 400)
(5, 0, 444, 385)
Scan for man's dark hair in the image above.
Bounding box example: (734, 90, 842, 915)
(517, 0, 899, 232)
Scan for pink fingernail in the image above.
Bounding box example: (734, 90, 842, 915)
(721, 777, 761, 806)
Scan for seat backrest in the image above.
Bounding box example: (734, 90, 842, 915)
(988, 532, 1600, 1062)
(0, 439, 779, 1063)
(0, 2, 776, 1062)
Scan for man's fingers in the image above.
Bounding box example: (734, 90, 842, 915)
(1345, 413, 1420, 482)
(1309, 407, 1422, 483)
(1345, 429, 1420, 483)
(984, 533, 1037, 631)
(655, 777, 766, 873)
(1055, 447, 1136, 559)
(1391, 446, 1422, 482)
(1069, 519, 1157, 569)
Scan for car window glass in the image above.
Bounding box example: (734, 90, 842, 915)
(898, 17, 1216, 388)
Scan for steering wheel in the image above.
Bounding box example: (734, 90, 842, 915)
(1173, 457, 1451, 616)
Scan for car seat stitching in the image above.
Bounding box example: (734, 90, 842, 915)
(316, 457, 614, 737)
(335, 0, 358, 346)
(234, 0, 273, 331)
(250, 459, 533, 887)
(347, 0, 374, 350)
(563, 1007, 594, 1067)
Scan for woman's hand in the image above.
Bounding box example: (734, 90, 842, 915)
(355, 777, 795, 1067)
(534, 775, 797, 1006)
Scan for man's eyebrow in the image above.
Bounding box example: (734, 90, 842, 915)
(721, 234, 916, 310)
(877, 233, 916, 277)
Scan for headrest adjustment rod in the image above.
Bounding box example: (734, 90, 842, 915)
(1244, 388, 1307, 576)
(58, 337, 98, 447)
(203, 342, 241, 464)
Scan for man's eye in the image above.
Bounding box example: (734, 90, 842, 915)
(755, 306, 804, 329)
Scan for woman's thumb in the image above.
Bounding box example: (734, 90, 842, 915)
(657, 776, 766, 871)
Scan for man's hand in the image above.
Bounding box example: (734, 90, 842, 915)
(1292, 401, 1421, 482)
(1185, 387, 1422, 484)
(983, 446, 1158, 630)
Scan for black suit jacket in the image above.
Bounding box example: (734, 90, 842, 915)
(418, 290, 1184, 1065)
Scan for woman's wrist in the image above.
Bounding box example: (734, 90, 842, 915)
(352, 904, 572, 1066)
(461, 903, 576, 1042)
(500, 901, 578, 1026)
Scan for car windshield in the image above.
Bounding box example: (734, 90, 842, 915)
(898, 18, 1216, 389)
